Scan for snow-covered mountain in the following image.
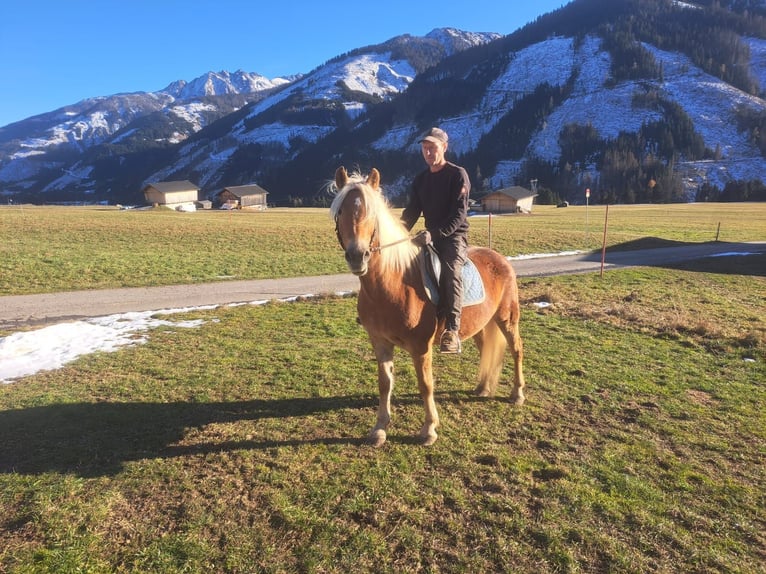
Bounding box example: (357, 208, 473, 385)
(0, 70, 293, 199)
(146, 50, 420, 187)
(161, 70, 294, 100)
(378, 34, 766, 194)
(2, 1, 766, 205)
(130, 28, 504, 192)
(0, 28, 496, 202)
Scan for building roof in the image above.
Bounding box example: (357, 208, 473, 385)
(483, 186, 538, 200)
(142, 180, 199, 193)
(220, 184, 269, 198)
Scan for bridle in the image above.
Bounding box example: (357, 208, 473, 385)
(334, 201, 412, 254)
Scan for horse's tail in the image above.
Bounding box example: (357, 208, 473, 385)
(477, 317, 507, 397)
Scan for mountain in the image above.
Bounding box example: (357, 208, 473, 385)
(161, 70, 295, 100)
(2, 0, 766, 205)
(275, 0, 766, 205)
(0, 28, 497, 204)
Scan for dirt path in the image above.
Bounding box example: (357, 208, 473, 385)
(2, 241, 763, 330)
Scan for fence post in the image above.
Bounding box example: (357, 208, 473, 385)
(600, 204, 610, 278)
(488, 212, 492, 250)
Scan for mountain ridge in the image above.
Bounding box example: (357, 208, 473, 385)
(2, 0, 766, 205)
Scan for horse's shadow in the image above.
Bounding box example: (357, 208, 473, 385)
(0, 395, 372, 477)
(0, 391, 489, 477)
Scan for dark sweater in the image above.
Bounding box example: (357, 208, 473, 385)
(401, 162, 470, 239)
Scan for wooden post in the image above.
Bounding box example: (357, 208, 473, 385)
(716, 221, 721, 242)
(600, 204, 610, 278)
(488, 212, 492, 250)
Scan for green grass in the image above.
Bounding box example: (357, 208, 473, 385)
(1, 260, 765, 572)
(1, 202, 764, 295)
(0, 202, 764, 572)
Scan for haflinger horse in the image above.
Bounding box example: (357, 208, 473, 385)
(331, 166, 525, 447)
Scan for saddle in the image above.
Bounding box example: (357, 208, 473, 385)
(418, 244, 486, 307)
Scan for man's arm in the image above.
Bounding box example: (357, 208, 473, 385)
(400, 184, 422, 231)
(434, 169, 470, 239)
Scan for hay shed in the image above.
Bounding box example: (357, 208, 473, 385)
(480, 186, 538, 213)
(142, 181, 200, 208)
(218, 184, 269, 210)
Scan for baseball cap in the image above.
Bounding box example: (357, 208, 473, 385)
(419, 127, 448, 145)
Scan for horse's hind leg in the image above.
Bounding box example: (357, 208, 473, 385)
(369, 340, 395, 447)
(497, 306, 525, 406)
(473, 323, 504, 397)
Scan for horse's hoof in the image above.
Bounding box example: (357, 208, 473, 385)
(511, 393, 525, 407)
(368, 429, 387, 448)
(474, 386, 493, 398)
(421, 433, 438, 446)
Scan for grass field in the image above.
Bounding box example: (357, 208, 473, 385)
(0, 202, 764, 295)
(0, 203, 764, 572)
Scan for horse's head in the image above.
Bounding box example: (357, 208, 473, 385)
(331, 166, 382, 276)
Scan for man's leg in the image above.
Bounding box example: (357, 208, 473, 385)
(437, 236, 467, 353)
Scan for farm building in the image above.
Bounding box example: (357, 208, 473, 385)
(142, 181, 200, 209)
(217, 184, 269, 210)
(480, 186, 538, 213)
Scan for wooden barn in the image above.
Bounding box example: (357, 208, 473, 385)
(480, 186, 538, 213)
(217, 184, 269, 210)
(142, 180, 200, 208)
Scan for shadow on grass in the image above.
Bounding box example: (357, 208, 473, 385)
(604, 237, 694, 251)
(661, 251, 766, 277)
(594, 239, 766, 277)
(0, 390, 492, 477)
(0, 396, 370, 477)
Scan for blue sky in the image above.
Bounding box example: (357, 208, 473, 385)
(0, 0, 566, 127)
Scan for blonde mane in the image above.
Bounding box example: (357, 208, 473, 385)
(330, 172, 418, 274)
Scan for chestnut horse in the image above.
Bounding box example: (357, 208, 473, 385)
(331, 166, 525, 446)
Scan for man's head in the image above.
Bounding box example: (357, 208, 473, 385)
(419, 127, 448, 171)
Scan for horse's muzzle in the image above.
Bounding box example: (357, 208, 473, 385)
(345, 244, 371, 276)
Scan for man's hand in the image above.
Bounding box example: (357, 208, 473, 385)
(412, 230, 431, 247)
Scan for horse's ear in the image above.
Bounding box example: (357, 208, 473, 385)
(335, 166, 348, 190)
(367, 168, 381, 191)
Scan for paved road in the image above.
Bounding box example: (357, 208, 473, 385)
(1, 241, 763, 330)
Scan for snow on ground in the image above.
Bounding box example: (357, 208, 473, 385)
(169, 101, 217, 132)
(338, 54, 415, 96)
(647, 44, 762, 157)
(236, 122, 335, 149)
(644, 43, 766, 187)
(0, 294, 341, 384)
(43, 164, 96, 193)
(3, 249, 759, 384)
(745, 37, 766, 89)
(526, 37, 662, 163)
(0, 309, 207, 383)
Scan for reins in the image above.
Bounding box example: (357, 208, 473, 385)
(371, 235, 413, 252)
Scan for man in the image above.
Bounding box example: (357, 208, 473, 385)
(401, 127, 470, 354)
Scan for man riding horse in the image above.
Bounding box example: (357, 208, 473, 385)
(401, 127, 470, 354)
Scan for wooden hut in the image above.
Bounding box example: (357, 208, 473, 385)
(480, 186, 537, 213)
(142, 181, 200, 208)
(217, 184, 269, 210)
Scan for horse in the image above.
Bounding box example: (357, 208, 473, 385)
(330, 166, 525, 446)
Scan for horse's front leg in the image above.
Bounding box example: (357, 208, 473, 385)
(369, 340, 395, 448)
(412, 350, 439, 446)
